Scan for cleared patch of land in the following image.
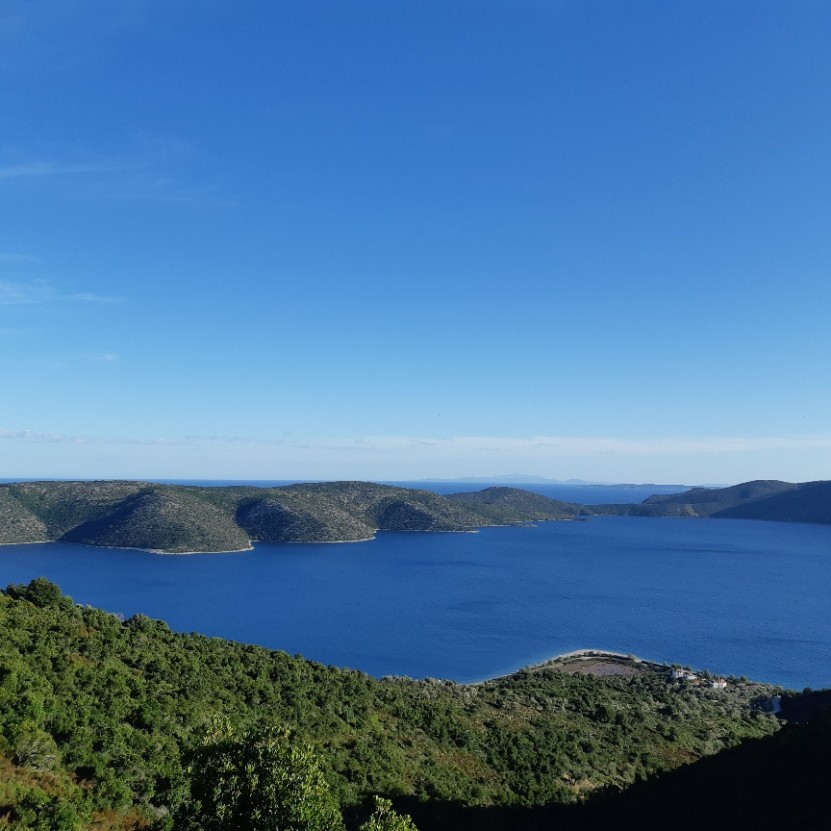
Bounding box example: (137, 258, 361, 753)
(522, 651, 656, 678)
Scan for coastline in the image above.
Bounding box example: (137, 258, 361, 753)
(530, 648, 637, 664)
(470, 647, 744, 686)
(478, 649, 786, 695)
(472, 647, 652, 685)
(0, 536, 378, 555)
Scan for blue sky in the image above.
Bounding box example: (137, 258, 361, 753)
(2, 1, 830, 484)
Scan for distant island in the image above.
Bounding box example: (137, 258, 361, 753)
(419, 474, 603, 484)
(0, 480, 584, 553)
(0, 478, 828, 554)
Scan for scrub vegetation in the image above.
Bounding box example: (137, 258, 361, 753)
(1, 478, 827, 555)
(0, 579, 783, 830)
(0, 481, 583, 553)
(598, 479, 831, 524)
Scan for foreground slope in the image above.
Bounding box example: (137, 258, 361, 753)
(0, 581, 780, 830)
(0, 481, 581, 553)
(566, 709, 831, 831)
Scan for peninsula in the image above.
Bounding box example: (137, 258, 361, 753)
(0, 480, 584, 553)
(1, 478, 828, 554)
(595, 478, 831, 524)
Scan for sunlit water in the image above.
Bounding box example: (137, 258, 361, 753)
(2, 516, 830, 690)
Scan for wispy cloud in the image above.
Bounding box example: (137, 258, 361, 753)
(311, 435, 831, 458)
(0, 429, 290, 448)
(0, 280, 54, 304)
(5, 429, 831, 483)
(0, 252, 40, 263)
(0, 160, 122, 179)
(0, 326, 41, 336)
(0, 280, 125, 305)
(0, 429, 187, 447)
(0, 153, 232, 209)
(4, 430, 831, 456)
(68, 292, 125, 303)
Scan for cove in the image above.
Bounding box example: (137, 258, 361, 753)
(1, 516, 829, 691)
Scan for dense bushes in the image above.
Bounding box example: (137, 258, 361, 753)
(0, 580, 780, 830)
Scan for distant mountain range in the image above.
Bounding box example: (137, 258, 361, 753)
(419, 474, 698, 487)
(0, 478, 828, 554)
(420, 474, 599, 484)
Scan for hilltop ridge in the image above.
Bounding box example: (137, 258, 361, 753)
(595, 479, 831, 525)
(1, 477, 828, 554)
(0, 480, 583, 554)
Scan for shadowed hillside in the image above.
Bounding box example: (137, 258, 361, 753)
(61, 490, 252, 553)
(714, 480, 831, 524)
(593, 479, 831, 525)
(0, 489, 47, 544)
(565, 711, 831, 831)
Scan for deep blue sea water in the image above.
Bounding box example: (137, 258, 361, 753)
(1, 516, 829, 691)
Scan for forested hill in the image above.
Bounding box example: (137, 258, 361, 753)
(445, 486, 586, 522)
(0, 480, 582, 553)
(594, 479, 831, 525)
(3, 477, 828, 553)
(0, 580, 787, 831)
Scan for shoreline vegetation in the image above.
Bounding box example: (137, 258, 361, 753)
(0, 477, 829, 554)
(488, 649, 763, 690)
(1, 579, 809, 831)
(477, 650, 645, 685)
(1, 478, 827, 827)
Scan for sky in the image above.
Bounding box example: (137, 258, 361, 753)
(1, 0, 830, 485)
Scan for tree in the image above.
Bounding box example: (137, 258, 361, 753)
(6, 577, 68, 608)
(358, 797, 418, 831)
(180, 723, 344, 831)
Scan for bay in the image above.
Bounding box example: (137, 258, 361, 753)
(1, 516, 829, 691)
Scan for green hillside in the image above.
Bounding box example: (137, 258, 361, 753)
(4, 478, 827, 554)
(0, 580, 782, 830)
(445, 487, 584, 522)
(0, 481, 581, 553)
(593, 479, 831, 525)
(61, 490, 252, 553)
(0, 490, 47, 545)
(565, 710, 831, 831)
(713, 480, 831, 524)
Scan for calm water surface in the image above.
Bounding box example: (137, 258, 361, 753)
(2, 517, 829, 690)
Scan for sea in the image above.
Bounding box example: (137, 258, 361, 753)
(1, 480, 829, 691)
